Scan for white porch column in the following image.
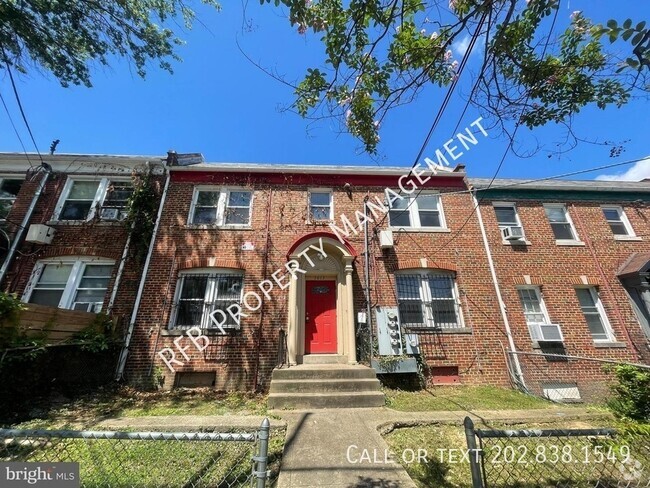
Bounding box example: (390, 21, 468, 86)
(344, 257, 357, 364)
(287, 272, 298, 365)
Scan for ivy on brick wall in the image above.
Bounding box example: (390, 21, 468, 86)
(124, 168, 158, 264)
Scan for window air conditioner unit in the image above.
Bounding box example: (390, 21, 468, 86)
(379, 230, 394, 249)
(100, 207, 120, 221)
(502, 226, 524, 241)
(532, 323, 564, 342)
(25, 224, 55, 245)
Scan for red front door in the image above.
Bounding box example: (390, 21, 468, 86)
(305, 280, 337, 354)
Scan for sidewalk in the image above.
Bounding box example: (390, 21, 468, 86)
(97, 407, 611, 488)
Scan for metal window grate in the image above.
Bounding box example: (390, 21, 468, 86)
(396, 273, 460, 329)
(174, 274, 244, 330)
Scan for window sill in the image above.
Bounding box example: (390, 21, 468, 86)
(306, 220, 334, 226)
(161, 328, 238, 336)
(185, 224, 253, 230)
(594, 341, 627, 348)
(555, 240, 585, 247)
(614, 235, 642, 242)
(47, 220, 125, 226)
(502, 240, 532, 246)
(389, 227, 451, 233)
(406, 327, 472, 334)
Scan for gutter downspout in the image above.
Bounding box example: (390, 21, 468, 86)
(364, 197, 373, 365)
(107, 232, 131, 313)
(115, 162, 170, 381)
(0, 166, 51, 284)
(471, 187, 526, 390)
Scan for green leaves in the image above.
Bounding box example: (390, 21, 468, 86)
(0, 0, 220, 87)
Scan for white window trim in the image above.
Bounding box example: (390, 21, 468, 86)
(396, 270, 464, 329)
(575, 286, 616, 343)
(387, 190, 448, 231)
(517, 285, 561, 343)
(493, 201, 530, 245)
(543, 203, 583, 245)
(307, 188, 334, 223)
(0, 176, 23, 221)
(170, 268, 245, 330)
(601, 205, 638, 240)
(52, 176, 131, 222)
(22, 256, 115, 311)
(188, 186, 253, 228)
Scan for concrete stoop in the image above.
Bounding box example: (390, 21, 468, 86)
(268, 363, 385, 409)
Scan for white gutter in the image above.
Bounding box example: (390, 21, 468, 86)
(115, 165, 171, 381)
(471, 188, 526, 390)
(0, 168, 51, 283)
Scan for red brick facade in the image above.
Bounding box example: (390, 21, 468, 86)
(2, 154, 649, 401)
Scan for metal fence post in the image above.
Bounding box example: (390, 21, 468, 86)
(464, 416, 484, 488)
(254, 417, 270, 488)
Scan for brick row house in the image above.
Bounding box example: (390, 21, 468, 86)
(2, 152, 649, 404)
(0, 153, 165, 342)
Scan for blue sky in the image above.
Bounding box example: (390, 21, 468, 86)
(0, 0, 648, 180)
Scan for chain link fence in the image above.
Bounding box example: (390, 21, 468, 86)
(464, 417, 650, 488)
(506, 350, 650, 403)
(0, 418, 272, 487)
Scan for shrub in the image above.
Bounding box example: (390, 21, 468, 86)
(608, 364, 650, 422)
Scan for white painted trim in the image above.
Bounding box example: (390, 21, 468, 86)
(386, 189, 446, 230)
(543, 203, 580, 242)
(601, 205, 636, 238)
(307, 188, 334, 222)
(493, 201, 527, 241)
(575, 286, 617, 343)
(188, 186, 253, 228)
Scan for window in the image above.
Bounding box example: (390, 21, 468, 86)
(23, 258, 115, 312)
(0, 178, 23, 219)
(602, 206, 635, 238)
(172, 271, 244, 330)
(543, 204, 579, 241)
(388, 192, 445, 229)
(517, 287, 563, 342)
(493, 203, 525, 239)
(190, 188, 252, 226)
(575, 287, 614, 342)
(396, 272, 462, 329)
(54, 178, 132, 221)
(309, 190, 333, 221)
(101, 181, 133, 220)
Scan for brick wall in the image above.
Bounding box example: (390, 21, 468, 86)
(478, 195, 650, 399)
(125, 170, 511, 390)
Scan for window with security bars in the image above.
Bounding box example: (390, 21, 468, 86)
(190, 188, 252, 226)
(395, 272, 462, 329)
(575, 287, 614, 342)
(173, 272, 244, 330)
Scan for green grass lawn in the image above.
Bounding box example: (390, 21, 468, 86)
(383, 420, 649, 488)
(7, 386, 269, 430)
(384, 385, 568, 412)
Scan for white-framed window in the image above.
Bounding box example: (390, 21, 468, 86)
(575, 287, 615, 342)
(602, 206, 635, 238)
(395, 271, 463, 329)
(493, 202, 526, 240)
(171, 269, 244, 330)
(543, 204, 579, 242)
(308, 189, 333, 221)
(53, 178, 133, 221)
(22, 257, 115, 312)
(189, 187, 252, 226)
(387, 191, 446, 229)
(517, 286, 563, 342)
(0, 177, 23, 220)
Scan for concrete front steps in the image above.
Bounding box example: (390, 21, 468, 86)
(268, 358, 385, 409)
